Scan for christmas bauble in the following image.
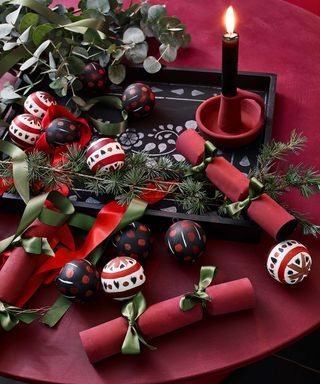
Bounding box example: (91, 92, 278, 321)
(9, 113, 42, 148)
(112, 221, 152, 260)
(86, 137, 125, 173)
(55, 259, 100, 301)
(267, 240, 312, 284)
(45, 117, 81, 147)
(79, 62, 106, 93)
(24, 91, 57, 119)
(122, 82, 155, 118)
(101, 256, 145, 300)
(165, 220, 206, 262)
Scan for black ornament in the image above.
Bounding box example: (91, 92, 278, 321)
(112, 221, 153, 260)
(45, 118, 81, 147)
(79, 62, 106, 93)
(164, 220, 206, 262)
(122, 82, 155, 118)
(55, 259, 100, 301)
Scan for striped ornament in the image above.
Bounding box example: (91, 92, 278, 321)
(9, 113, 42, 148)
(86, 138, 125, 173)
(101, 256, 146, 300)
(24, 91, 57, 119)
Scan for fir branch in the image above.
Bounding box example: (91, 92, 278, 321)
(288, 209, 320, 237)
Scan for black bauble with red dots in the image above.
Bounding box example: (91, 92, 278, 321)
(122, 82, 155, 118)
(55, 259, 100, 301)
(164, 220, 206, 262)
(112, 221, 153, 260)
(45, 118, 81, 147)
(79, 62, 106, 93)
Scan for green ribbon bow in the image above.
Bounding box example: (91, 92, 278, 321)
(184, 141, 217, 177)
(0, 301, 41, 332)
(121, 292, 156, 354)
(226, 177, 265, 218)
(11, 236, 54, 256)
(180, 266, 217, 311)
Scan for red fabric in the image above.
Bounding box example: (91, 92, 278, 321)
(1, 1, 320, 384)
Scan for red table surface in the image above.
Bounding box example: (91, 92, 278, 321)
(1, 0, 320, 383)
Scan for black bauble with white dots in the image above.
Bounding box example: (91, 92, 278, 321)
(45, 118, 81, 147)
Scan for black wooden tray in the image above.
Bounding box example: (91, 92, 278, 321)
(0, 67, 277, 242)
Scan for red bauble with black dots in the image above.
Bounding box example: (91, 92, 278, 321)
(122, 82, 155, 118)
(164, 220, 206, 262)
(55, 259, 100, 301)
(79, 62, 106, 93)
(45, 118, 81, 147)
(112, 221, 153, 261)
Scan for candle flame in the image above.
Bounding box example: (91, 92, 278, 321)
(225, 6, 235, 34)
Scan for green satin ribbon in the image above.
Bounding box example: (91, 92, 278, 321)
(226, 177, 265, 218)
(121, 292, 156, 354)
(184, 141, 218, 176)
(179, 266, 217, 311)
(12, 236, 54, 256)
(0, 301, 40, 332)
(0, 140, 30, 204)
(80, 96, 128, 136)
(0, 191, 74, 254)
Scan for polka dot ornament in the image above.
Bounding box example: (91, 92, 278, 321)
(165, 220, 206, 262)
(267, 240, 312, 284)
(122, 82, 155, 118)
(112, 221, 153, 260)
(86, 137, 125, 173)
(24, 91, 57, 119)
(101, 256, 146, 300)
(9, 113, 42, 148)
(79, 62, 106, 93)
(45, 117, 81, 147)
(55, 259, 100, 301)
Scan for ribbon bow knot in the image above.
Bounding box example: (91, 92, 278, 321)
(12, 236, 55, 256)
(226, 177, 264, 218)
(0, 301, 41, 331)
(180, 266, 217, 311)
(184, 141, 217, 176)
(121, 292, 156, 354)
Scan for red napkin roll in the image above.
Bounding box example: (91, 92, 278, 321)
(80, 277, 255, 363)
(176, 129, 297, 240)
(0, 219, 59, 305)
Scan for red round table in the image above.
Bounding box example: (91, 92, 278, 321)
(1, 0, 320, 383)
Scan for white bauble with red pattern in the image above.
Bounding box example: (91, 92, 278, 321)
(24, 91, 57, 119)
(86, 138, 125, 173)
(267, 240, 312, 284)
(9, 113, 42, 148)
(101, 256, 146, 300)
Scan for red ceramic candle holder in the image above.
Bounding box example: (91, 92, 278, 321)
(196, 88, 265, 148)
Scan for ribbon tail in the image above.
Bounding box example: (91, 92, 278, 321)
(121, 326, 141, 355)
(0, 312, 19, 331)
(137, 333, 157, 351)
(179, 295, 197, 311)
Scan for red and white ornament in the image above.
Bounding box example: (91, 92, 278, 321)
(86, 138, 125, 173)
(267, 240, 312, 284)
(24, 91, 57, 119)
(9, 113, 42, 148)
(101, 256, 146, 300)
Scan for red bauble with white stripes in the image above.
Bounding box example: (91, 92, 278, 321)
(101, 256, 146, 300)
(9, 113, 42, 148)
(24, 91, 57, 119)
(86, 137, 125, 173)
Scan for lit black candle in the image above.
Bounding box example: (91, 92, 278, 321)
(222, 6, 239, 97)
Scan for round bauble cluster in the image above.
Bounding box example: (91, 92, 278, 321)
(9, 114, 42, 149)
(55, 259, 100, 301)
(112, 221, 152, 261)
(267, 240, 312, 284)
(79, 62, 106, 93)
(86, 137, 125, 173)
(165, 220, 206, 262)
(45, 117, 81, 147)
(24, 91, 57, 119)
(101, 256, 146, 301)
(122, 82, 155, 118)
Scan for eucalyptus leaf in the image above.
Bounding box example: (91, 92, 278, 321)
(19, 13, 39, 32)
(99, 53, 110, 67)
(22, 74, 33, 85)
(0, 86, 20, 100)
(18, 26, 31, 44)
(147, 5, 166, 23)
(159, 43, 177, 62)
(72, 95, 87, 107)
(123, 27, 145, 44)
(32, 24, 54, 46)
(49, 77, 68, 90)
(48, 52, 56, 70)
(108, 64, 126, 85)
(3, 41, 17, 51)
(72, 46, 89, 59)
(140, 20, 153, 38)
(87, 0, 110, 13)
(66, 56, 85, 75)
(125, 41, 148, 64)
(34, 39, 51, 58)
(143, 56, 161, 74)
(5, 5, 21, 25)
(0, 24, 13, 38)
(84, 28, 102, 44)
(20, 56, 38, 71)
